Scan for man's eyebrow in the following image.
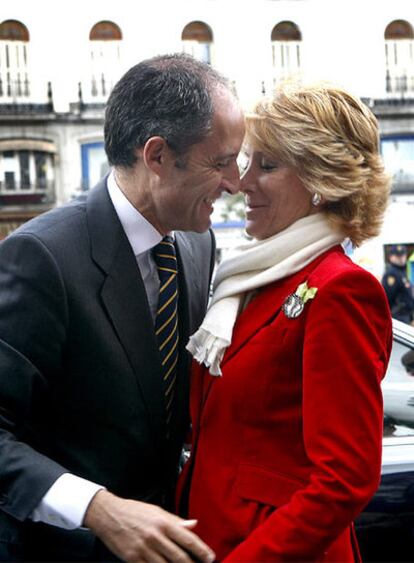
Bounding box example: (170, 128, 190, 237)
(215, 152, 239, 160)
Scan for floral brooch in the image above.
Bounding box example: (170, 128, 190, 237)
(282, 281, 318, 319)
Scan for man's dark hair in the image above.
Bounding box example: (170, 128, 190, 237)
(104, 53, 230, 168)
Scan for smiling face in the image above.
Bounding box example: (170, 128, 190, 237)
(155, 89, 246, 233)
(241, 148, 317, 240)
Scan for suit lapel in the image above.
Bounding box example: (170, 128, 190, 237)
(169, 233, 199, 437)
(175, 232, 203, 335)
(86, 180, 167, 442)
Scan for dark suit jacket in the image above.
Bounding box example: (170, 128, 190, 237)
(0, 178, 215, 560)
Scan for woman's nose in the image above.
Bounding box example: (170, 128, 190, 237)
(240, 169, 253, 193)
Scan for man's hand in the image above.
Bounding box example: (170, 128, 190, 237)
(84, 489, 215, 563)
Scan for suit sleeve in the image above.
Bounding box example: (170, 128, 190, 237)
(224, 269, 393, 561)
(0, 233, 69, 521)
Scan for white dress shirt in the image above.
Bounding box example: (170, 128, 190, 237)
(31, 171, 168, 529)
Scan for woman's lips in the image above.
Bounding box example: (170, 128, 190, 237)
(245, 204, 266, 215)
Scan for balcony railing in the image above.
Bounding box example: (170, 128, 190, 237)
(0, 76, 30, 99)
(0, 181, 56, 206)
(0, 82, 54, 115)
(0, 103, 54, 115)
(386, 72, 414, 95)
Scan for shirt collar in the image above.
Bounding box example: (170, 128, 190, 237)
(107, 170, 173, 256)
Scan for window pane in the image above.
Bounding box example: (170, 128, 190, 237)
(81, 142, 109, 190)
(2, 151, 17, 191)
(19, 150, 30, 189)
(4, 171, 15, 190)
(34, 151, 47, 189)
(381, 138, 414, 194)
(383, 338, 414, 437)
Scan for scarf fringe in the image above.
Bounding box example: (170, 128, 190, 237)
(186, 328, 228, 376)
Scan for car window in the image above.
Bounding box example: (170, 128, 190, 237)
(383, 321, 414, 437)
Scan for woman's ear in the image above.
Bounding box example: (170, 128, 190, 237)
(142, 136, 171, 175)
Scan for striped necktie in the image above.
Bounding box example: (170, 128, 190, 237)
(153, 236, 179, 429)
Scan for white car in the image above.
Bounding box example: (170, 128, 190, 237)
(383, 319, 414, 431)
(355, 319, 414, 562)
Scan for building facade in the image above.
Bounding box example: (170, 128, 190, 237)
(0, 0, 413, 271)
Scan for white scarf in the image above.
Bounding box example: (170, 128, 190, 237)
(186, 213, 344, 376)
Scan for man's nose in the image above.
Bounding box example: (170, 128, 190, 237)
(221, 161, 241, 194)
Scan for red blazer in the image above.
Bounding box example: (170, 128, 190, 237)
(177, 246, 393, 562)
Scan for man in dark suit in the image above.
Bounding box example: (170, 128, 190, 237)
(0, 53, 245, 561)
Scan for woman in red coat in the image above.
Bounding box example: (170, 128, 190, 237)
(179, 83, 393, 562)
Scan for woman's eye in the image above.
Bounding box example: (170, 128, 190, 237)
(260, 158, 277, 170)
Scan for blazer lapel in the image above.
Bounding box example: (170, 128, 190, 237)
(196, 269, 309, 423)
(169, 233, 200, 435)
(86, 181, 167, 441)
(175, 232, 203, 336)
(195, 247, 344, 431)
(221, 249, 338, 367)
(220, 270, 306, 367)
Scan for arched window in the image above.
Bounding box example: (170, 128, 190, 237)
(182, 21, 213, 64)
(385, 20, 414, 40)
(0, 20, 29, 41)
(0, 139, 56, 204)
(271, 21, 301, 42)
(271, 21, 302, 84)
(0, 20, 30, 99)
(384, 19, 414, 94)
(88, 21, 122, 99)
(90, 20, 122, 41)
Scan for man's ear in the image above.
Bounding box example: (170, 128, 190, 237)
(142, 136, 171, 175)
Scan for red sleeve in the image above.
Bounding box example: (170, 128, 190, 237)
(224, 269, 393, 562)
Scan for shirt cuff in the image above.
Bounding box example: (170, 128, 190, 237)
(30, 473, 105, 530)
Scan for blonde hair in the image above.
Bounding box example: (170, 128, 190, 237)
(246, 82, 391, 246)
